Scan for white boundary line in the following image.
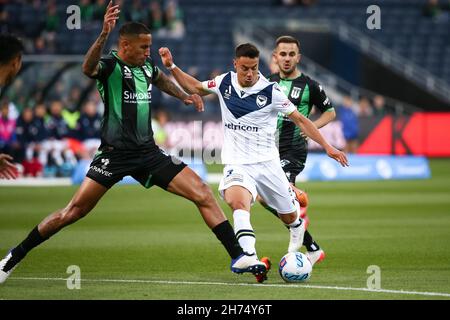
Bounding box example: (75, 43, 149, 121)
(10, 277, 450, 298)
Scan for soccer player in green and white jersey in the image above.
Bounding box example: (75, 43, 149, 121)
(261, 36, 337, 266)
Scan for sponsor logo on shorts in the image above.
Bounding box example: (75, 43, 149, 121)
(90, 165, 113, 177)
(101, 158, 110, 169)
(224, 173, 244, 185)
(280, 159, 291, 167)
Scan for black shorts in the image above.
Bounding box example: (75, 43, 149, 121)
(86, 147, 187, 189)
(279, 145, 308, 184)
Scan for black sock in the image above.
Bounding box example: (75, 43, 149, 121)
(262, 202, 279, 218)
(212, 220, 244, 259)
(4, 226, 48, 272)
(303, 230, 320, 252)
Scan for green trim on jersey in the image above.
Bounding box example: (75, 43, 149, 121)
(269, 72, 333, 155)
(299, 83, 310, 116)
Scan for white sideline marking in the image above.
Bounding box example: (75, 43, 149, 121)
(10, 277, 450, 298)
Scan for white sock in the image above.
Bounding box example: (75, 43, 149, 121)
(233, 209, 256, 256)
(286, 201, 302, 228)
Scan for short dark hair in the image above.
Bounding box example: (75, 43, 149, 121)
(275, 36, 301, 52)
(235, 43, 259, 59)
(119, 22, 151, 37)
(0, 34, 24, 65)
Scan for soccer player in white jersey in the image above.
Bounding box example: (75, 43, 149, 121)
(159, 43, 348, 282)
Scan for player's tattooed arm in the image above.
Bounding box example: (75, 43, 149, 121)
(154, 71, 189, 100)
(154, 72, 204, 111)
(82, 1, 119, 77)
(82, 33, 109, 77)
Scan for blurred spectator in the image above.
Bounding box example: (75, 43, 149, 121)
(338, 95, 359, 154)
(0, 100, 17, 155)
(41, 2, 59, 53)
(46, 100, 70, 140)
(32, 36, 49, 54)
(76, 101, 101, 158)
(15, 107, 44, 176)
(357, 96, 373, 117)
(41, 100, 77, 176)
(93, 0, 108, 21)
(0, 7, 11, 34)
(31, 103, 49, 168)
(147, 1, 164, 33)
(44, 2, 59, 33)
(126, 0, 144, 23)
(423, 0, 442, 17)
(80, 0, 94, 22)
(422, 0, 449, 21)
(14, 107, 34, 163)
(64, 87, 82, 112)
(152, 109, 169, 148)
(164, 0, 185, 39)
(372, 94, 386, 116)
(62, 87, 82, 137)
(33, 103, 49, 143)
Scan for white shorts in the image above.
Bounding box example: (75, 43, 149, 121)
(218, 158, 297, 214)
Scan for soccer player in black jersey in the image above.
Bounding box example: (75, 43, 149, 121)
(0, 1, 267, 284)
(261, 36, 337, 266)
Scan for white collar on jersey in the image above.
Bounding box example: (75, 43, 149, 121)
(231, 72, 269, 98)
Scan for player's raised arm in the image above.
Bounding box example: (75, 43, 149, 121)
(158, 47, 211, 96)
(82, 1, 120, 78)
(288, 110, 348, 167)
(153, 71, 204, 112)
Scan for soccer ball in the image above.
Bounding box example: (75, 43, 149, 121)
(279, 252, 312, 283)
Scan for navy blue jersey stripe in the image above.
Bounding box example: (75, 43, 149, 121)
(219, 73, 274, 119)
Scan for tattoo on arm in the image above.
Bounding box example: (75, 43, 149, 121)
(82, 32, 108, 76)
(155, 72, 188, 101)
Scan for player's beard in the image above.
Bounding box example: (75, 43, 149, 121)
(281, 64, 296, 77)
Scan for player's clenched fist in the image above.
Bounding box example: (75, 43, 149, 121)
(158, 47, 174, 68)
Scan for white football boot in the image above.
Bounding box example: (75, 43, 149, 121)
(231, 253, 267, 275)
(0, 252, 17, 284)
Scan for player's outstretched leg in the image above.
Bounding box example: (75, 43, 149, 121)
(0, 178, 107, 284)
(166, 167, 266, 275)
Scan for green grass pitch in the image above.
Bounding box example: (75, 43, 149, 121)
(0, 159, 449, 300)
